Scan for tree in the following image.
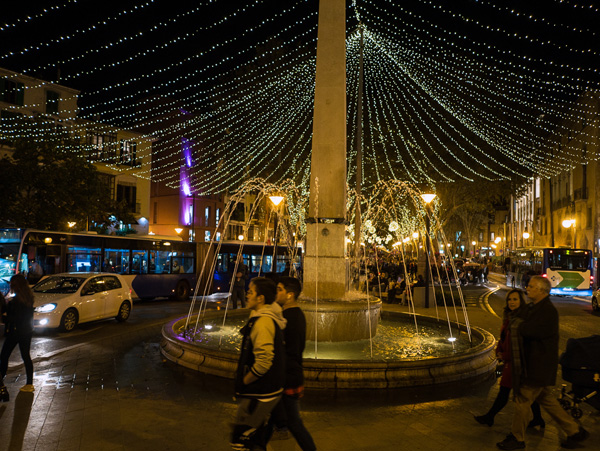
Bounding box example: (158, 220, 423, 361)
(0, 118, 115, 231)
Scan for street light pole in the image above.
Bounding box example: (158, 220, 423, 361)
(269, 195, 284, 273)
(420, 193, 436, 308)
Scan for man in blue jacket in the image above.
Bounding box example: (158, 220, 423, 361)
(231, 277, 286, 451)
(497, 276, 589, 450)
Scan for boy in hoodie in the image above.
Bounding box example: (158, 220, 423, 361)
(267, 276, 317, 451)
(231, 277, 286, 451)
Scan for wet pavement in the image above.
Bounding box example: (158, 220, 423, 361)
(0, 277, 598, 451)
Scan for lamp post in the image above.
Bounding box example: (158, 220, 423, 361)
(562, 219, 576, 248)
(269, 195, 284, 273)
(420, 193, 436, 308)
(522, 231, 530, 247)
(471, 240, 476, 258)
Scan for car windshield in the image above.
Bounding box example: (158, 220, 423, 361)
(34, 276, 85, 294)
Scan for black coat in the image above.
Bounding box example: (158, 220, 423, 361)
(3, 295, 34, 337)
(518, 296, 559, 387)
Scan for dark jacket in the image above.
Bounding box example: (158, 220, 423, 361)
(4, 295, 34, 336)
(282, 307, 306, 389)
(518, 296, 559, 387)
(235, 304, 286, 399)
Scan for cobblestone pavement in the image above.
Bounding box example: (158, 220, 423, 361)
(0, 281, 598, 451)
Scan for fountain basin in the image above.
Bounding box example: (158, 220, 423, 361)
(299, 296, 382, 342)
(160, 310, 496, 389)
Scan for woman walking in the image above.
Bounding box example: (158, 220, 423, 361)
(0, 274, 36, 402)
(474, 289, 544, 428)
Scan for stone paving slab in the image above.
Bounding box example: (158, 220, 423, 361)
(0, 284, 599, 450)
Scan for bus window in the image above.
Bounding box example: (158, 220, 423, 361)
(262, 255, 272, 273)
(250, 255, 263, 273)
(67, 246, 101, 273)
(170, 251, 194, 274)
(150, 250, 170, 274)
(131, 250, 148, 274)
(104, 249, 130, 274)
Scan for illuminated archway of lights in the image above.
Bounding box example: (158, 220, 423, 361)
(1, 0, 599, 195)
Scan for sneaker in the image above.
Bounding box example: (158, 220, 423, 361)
(561, 427, 589, 449)
(474, 414, 494, 427)
(20, 384, 35, 393)
(497, 433, 526, 450)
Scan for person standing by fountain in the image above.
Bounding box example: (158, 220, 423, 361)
(231, 277, 286, 451)
(474, 289, 543, 427)
(267, 277, 317, 451)
(496, 276, 589, 450)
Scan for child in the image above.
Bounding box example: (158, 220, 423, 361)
(231, 277, 286, 451)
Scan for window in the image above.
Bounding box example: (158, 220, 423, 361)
(103, 249, 130, 274)
(46, 90, 60, 114)
(205, 230, 211, 242)
(216, 232, 221, 241)
(98, 173, 115, 200)
(120, 140, 137, 165)
(216, 208, 221, 225)
(87, 131, 117, 161)
(102, 275, 122, 290)
(117, 184, 137, 213)
(149, 250, 171, 274)
(205, 206, 210, 226)
(66, 246, 102, 272)
(0, 80, 24, 105)
(131, 250, 148, 274)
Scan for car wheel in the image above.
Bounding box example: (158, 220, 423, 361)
(116, 301, 131, 322)
(60, 308, 79, 332)
(174, 280, 190, 302)
(592, 296, 599, 312)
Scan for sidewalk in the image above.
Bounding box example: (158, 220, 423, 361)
(0, 287, 597, 451)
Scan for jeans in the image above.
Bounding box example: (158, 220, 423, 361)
(0, 332, 34, 384)
(269, 394, 317, 451)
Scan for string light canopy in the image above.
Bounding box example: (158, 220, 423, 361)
(1, 0, 599, 195)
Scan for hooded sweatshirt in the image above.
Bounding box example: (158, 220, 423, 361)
(235, 302, 287, 399)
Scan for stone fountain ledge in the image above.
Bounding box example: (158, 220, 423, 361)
(160, 310, 497, 390)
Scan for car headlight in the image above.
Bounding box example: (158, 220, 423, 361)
(35, 303, 57, 313)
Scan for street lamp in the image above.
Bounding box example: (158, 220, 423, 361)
(522, 231, 530, 247)
(269, 194, 284, 273)
(68, 222, 76, 230)
(174, 228, 183, 235)
(420, 193, 436, 308)
(562, 219, 576, 248)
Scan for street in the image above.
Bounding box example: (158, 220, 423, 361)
(0, 280, 598, 450)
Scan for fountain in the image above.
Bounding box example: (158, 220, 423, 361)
(161, 0, 496, 389)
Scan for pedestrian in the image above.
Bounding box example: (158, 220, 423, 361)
(386, 280, 397, 304)
(0, 274, 36, 402)
(230, 277, 286, 451)
(266, 277, 317, 450)
(496, 276, 589, 450)
(474, 289, 544, 427)
(230, 257, 248, 309)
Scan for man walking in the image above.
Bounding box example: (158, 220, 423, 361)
(231, 277, 286, 451)
(496, 276, 589, 450)
(267, 277, 317, 451)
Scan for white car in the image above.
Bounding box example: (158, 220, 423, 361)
(33, 273, 133, 332)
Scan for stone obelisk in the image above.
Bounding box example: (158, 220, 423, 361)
(304, 0, 347, 300)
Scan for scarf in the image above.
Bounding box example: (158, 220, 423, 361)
(509, 316, 525, 397)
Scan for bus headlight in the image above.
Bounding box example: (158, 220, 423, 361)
(35, 303, 57, 313)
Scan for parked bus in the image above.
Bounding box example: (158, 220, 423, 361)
(1, 229, 303, 300)
(1, 228, 196, 300)
(505, 247, 593, 296)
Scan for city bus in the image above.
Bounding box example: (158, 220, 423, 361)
(505, 247, 593, 296)
(1, 228, 197, 300)
(1, 229, 303, 300)
(210, 241, 303, 294)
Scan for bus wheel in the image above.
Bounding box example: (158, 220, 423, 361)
(60, 309, 78, 332)
(592, 297, 599, 312)
(174, 280, 190, 302)
(116, 301, 132, 322)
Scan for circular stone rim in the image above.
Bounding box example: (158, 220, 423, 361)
(160, 309, 496, 389)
